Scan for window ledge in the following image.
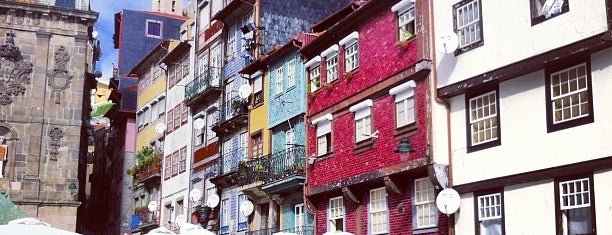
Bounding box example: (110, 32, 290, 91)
(397, 37, 417, 49)
(413, 227, 438, 234)
(394, 122, 418, 139)
(354, 138, 375, 153)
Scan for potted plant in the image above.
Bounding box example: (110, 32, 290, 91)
(344, 71, 355, 81)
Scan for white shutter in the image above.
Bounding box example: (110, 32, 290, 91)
(395, 89, 414, 102)
(316, 120, 331, 137)
(253, 75, 262, 93)
(354, 108, 371, 120)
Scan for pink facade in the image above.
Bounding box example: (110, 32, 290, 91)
(125, 118, 137, 153)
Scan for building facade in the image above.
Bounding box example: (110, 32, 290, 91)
(301, 0, 449, 234)
(434, 0, 612, 234)
(0, 0, 98, 232)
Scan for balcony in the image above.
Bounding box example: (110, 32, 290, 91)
(244, 227, 279, 235)
(185, 68, 222, 106)
(210, 147, 247, 188)
(131, 211, 159, 233)
(211, 97, 249, 136)
(276, 226, 314, 235)
(8, 0, 91, 11)
(237, 146, 306, 195)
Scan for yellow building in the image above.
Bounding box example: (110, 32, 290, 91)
(246, 69, 271, 159)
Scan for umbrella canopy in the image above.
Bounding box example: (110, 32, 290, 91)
(146, 227, 177, 234)
(0, 224, 80, 235)
(272, 232, 299, 235)
(322, 231, 355, 235)
(178, 223, 215, 235)
(0, 196, 27, 224)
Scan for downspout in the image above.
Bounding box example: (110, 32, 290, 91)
(254, 0, 261, 59)
(36, 31, 52, 216)
(426, 0, 454, 235)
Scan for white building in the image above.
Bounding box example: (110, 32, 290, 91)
(434, 0, 612, 234)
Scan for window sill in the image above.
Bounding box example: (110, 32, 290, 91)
(413, 227, 438, 234)
(531, 5, 569, 26)
(397, 37, 416, 49)
(454, 40, 483, 56)
(467, 138, 501, 153)
(394, 122, 418, 139)
(354, 138, 375, 153)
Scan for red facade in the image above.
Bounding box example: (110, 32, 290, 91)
(301, 0, 447, 234)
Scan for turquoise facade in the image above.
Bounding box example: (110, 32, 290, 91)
(267, 51, 307, 129)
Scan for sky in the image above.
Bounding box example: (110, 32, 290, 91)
(90, 1, 152, 84)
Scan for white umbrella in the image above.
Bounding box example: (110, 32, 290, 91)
(322, 231, 355, 235)
(272, 232, 299, 235)
(178, 222, 215, 235)
(146, 227, 177, 234)
(0, 218, 81, 235)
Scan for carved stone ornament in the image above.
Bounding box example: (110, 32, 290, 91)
(0, 29, 33, 106)
(48, 45, 72, 104)
(48, 127, 64, 161)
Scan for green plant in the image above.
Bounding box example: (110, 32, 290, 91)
(127, 146, 162, 180)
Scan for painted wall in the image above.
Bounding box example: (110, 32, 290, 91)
(267, 51, 307, 128)
(271, 119, 305, 154)
(449, 48, 612, 186)
(433, 0, 608, 87)
(249, 71, 271, 156)
(594, 168, 612, 235)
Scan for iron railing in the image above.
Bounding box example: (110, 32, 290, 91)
(185, 68, 222, 101)
(245, 227, 280, 235)
(131, 211, 158, 231)
(277, 226, 315, 235)
(220, 147, 248, 175)
(237, 146, 306, 186)
(8, 0, 91, 11)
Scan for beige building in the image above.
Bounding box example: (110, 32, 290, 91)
(0, 1, 98, 232)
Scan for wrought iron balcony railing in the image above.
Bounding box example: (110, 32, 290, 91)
(185, 68, 222, 101)
(131, 211, 158, 231)
(237, 146, 306, 186)
(211, 97, 249, 134)
(9, 0, 91, 11)
(277, 226, 314, 235)
(245, 227, 280, 235)
(220, 147, 248, 175)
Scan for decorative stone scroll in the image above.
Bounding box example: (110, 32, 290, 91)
(0, 29, 33, 106)
(48, 127, 64, 161)
(48, 45, 72, 104)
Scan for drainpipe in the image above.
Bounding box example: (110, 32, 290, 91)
(254, 0, 261, 59)
(426, 0, 454, 234)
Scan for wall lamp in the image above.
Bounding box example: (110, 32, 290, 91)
(240, 23, 264, 34)
(394, 138, 429, 161)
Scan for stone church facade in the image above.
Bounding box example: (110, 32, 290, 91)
(0, 1, 98, 232)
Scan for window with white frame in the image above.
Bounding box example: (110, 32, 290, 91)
(468, 90, 499, 147)
(547, 62, 593, 132)
(252, 72, 263, 105)
(172, 151, 179, 176)
(390, 81, 416, 128)
(414, 177, 436, 229)
(285, 128, 296, 165)
(206, 111, 216, 140)
(275, 67, 284, 95)
(557, 177, 594, 235)
(222, 140, 232, 174)
(305, 56, 321, 92)
(295, 203, 305, 232)
(179, 147, 187, 173)
(370, 187, 388, 234)
(237, 194, 248, 231)
(194, 114, 205, 146)
(313, 114, 333, 156)
(350, 100, 373, 143)
(287, 59, 296, 87)
(226, 24, 236, 59)
(164, 155, 171, 180)
(476, 192, 504, 235)
(344, 42, 359, 73)
(328, 196, 344, 232)
(531, 0, 569, 24)
(220, 198, 229, 234)
(146, 20, 162, 38)
(454, 0, 482, 51)
(392, 0, 416, 41)
(321, 45, 339, 83)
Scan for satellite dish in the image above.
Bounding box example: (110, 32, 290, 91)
(435, 32, 459, 54)
(189, 188, 203, 202)
(238, 83, 252, 99)
(193, 118, 205, 130)
(436, 188, 460, 215)
(175, 214, 186, 224)
(92, 30, 99, 38)
(206, 194, 220, 208)
(240, 200, 254, 216)
(155, 123, 166, 134)
(147, 201, 158, 212)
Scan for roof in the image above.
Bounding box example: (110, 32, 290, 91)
(140, 10, 190, 20)
(128, 40, 172, 76)
(211, 0, 254, 24)
(161, 41, 192, 65)
(241, 33, 305, 75)
(311, 3, 360, 33)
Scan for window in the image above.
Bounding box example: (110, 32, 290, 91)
(174, 104, 181, 130)
(146, 20, 162, 38)
(344, 42, 359, 73)
(182, 57, 189, 78)
(275, 67, 284, 95)
(285, 128, 295, 150)
(328, 196, 344, 232)
(466, 89, 500, 151)
(222, 140, 232, 174)
(475, 191, 504, 235)
(295, 204, 305, 232)
(313, 114, 333, 156)
(531, 0, 569, 25)
(555, 176, 595, 235)
(370, 188, 388, 234)
(326, 55, 338, 83)
(350, 100, 373, 143)
(252, 133, 263, 159)
(252, 73, 263, 105)
(169, 66, 176, 88)
(164, 155, 171, 180)
(309, 65, 321, 92)
(392, 1, 415, 41)
(194, 115, 205, 146)
(176, 200, 184, 222)
(167, 109, 174, 134)
(545, 60, 593, 132)
(181, 102, 188, 124)
(237, 194, 248, 231)
(220, 198, 229, 234)
(206, 111, 216, 140)
(414, 177, 436, 229)
(454, 0, 483, 53)
(390, 81, 416, 128)
(157, 96, 166, 118)
(172, 151, 179, 176)
(179, 147, 187, 173)
(287, 59, 296, 87)
(226, 24, 236, 59)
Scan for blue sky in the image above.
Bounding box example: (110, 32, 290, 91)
(91, 1, 152, 84)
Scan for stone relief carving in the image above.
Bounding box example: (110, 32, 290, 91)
(0, 29, 33, 106)
(48, 45, 72, 104)
(48, 127, 64, 161)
